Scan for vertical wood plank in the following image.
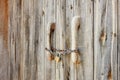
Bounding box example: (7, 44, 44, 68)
(111, 0, 118, 80)
(9, 0, 22, 80)
(70, 0, 80, 80)
(56, 0, 60, 79)
(0, 0, 9, 80)
(118, 0, 120, 80)
(79, 0, 93, 80)
(44, 0, 56, 80)
(36, 0, 45, 80)
(20, 0, 30, 80)
(9, 0, 39, 80)
(94, 0, 118, 80)
(66, 0, 94, 80)
(56, 0, 66, 80)
(94, 0, 110, 80)
(66, 0, 73, 80)
(28, 0, 37, 80)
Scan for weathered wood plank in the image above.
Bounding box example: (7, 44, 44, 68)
(66, 0, 93, 80)
(34, 0, 41, 80)
(94, 0, 117, 80)
(65, 0, 73, 80)
(36, 0, 45, 80)
(56, 0, 66, 80)
(94, 0, 111, 80)
(0, 0, 9, 80)
(28, 0, 37, 80)
(70, 0, 80, 80)
(44, 0, 56, 80)
(118, 0, 120, 80)
(9, 0, 22, 80)
(79, 0, 93, 80)
(20, 0, 30, 80)
(111, 0, 118, 80)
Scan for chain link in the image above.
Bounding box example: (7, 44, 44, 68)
(45, 48, 79, 55)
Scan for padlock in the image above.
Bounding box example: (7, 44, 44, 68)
(54, 54, 61, 63)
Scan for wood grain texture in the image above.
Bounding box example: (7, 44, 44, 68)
(66, 0, 93, 80)
(78, 0, 94, 80)
(65, 0, 73, 80)
(9, 0, 21, 79)
(94, 0, 118, 80)
(56, 0, 66, 80)
(0, 0, 119, 80)
(0, 0, 9, 80)
(118, 0, 120, 80)
(37, 0, 45, 80)
(45, 0, 56, 80)
(111, 0, 118, 80)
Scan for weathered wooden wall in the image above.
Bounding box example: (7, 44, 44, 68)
(0, 0, 120, 80)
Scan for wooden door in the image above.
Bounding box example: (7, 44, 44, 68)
(0, 0, 120, 80)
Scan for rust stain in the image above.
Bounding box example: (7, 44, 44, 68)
(0, 0, 8, 48)
(48, 54, 54, 61)
(108, 69, 112, 80)
(50, 23, 55, 32)
(99, 29, 106, 46)
(73, 53, 81, 64)
(49, 23, 56, 61)
(50, 23, 55, 48)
